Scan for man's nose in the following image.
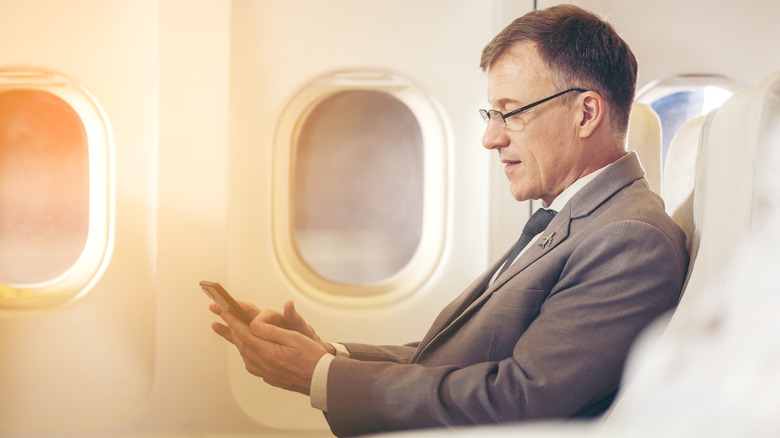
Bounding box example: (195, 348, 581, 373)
(482, 120, 510, 150)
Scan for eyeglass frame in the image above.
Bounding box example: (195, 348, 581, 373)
(479, 88, 588, 127)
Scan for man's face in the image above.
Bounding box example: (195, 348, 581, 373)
(483, 42, 582, 205)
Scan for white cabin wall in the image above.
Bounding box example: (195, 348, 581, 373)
(133, 0, 244, 432)
(0, 0, 159, 430)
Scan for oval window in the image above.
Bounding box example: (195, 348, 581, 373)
(293, 90, 424, 285)
(0, 71, 113, 308)
(273, 71, 446, 304)
(0, 89, 89, 284)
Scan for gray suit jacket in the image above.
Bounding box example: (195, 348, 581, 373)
(324, 152, 689, 437)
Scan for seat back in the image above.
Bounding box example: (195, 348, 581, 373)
(674, 71, 780, 310)
(603, 71, 780, 434)
(660, 115, 702, 256)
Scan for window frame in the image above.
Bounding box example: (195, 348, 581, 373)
(272, 70, 448, 305)
(0, 70, 114, 308)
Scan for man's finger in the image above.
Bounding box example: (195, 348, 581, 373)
(283, 300, 309, 334)
(211, 321, 234, 344)
(257, 309, 291, 329)
(220, 308, 255, 338)
(250, 320, 296, 346)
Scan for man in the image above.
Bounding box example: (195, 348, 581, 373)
(210, 5, 689, 437)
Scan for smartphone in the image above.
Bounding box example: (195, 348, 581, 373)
(200, 280, 253, 325)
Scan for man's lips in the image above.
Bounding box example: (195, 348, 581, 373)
(502, 159, 521, 171)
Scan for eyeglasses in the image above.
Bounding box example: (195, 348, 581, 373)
(479, 88, 587, 128)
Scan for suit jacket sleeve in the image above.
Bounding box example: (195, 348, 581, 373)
(323, 219, 687, 437)
(341, 343, 418, 363)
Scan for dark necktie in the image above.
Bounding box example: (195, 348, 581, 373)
(496, 208, 557, 278)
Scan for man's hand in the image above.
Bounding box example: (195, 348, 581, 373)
(210, 299, 335, 395)
(210, 300, 335, 355)
(281, 300, 336, 355)
(210, 301, 262, 344)
(218, 309, 328, 395)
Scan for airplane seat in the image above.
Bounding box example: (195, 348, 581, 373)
(671, 70, 780, 307)
(600, 70, 780, 434)
(627, 102, 662, 194)
(660, 115, 703, 264)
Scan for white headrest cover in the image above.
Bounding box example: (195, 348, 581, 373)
(662, 115, 704, 255)
(627, 103, 662, 194)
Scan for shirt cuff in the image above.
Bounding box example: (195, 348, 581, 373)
(310, 353, 334, 412)
(330, 342, 350, 358)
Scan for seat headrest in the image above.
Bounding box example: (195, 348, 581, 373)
(627, 103, 661, 194)
(662, 115, 703, 255)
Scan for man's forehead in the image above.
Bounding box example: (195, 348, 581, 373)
(487, 44, 550, 85)
(487, 45, 553, 106)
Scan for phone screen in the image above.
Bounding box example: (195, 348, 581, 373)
(200, 281, 253, 325)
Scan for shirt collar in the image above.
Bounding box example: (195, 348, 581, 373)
(544, 163, 612, 212)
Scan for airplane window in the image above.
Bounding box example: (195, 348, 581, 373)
(0, 71, 112, 308)
(272, 71, 446, 303)
(0, 89, 89, 283)
(293, 90, 424, 285)
(637, 74, 739, 166)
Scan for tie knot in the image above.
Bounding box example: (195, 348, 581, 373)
(494, 208, 557, 279)
(523, 208, 556, 237)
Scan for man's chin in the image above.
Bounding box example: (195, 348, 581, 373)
(509, 190, 533, 203)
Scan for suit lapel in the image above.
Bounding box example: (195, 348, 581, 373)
(489, 208, 571, 291)
(412, 208, 572, 363)
(411, 152, 647, 364)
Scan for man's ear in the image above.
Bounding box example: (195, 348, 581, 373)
(577, 92, 604, 138)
